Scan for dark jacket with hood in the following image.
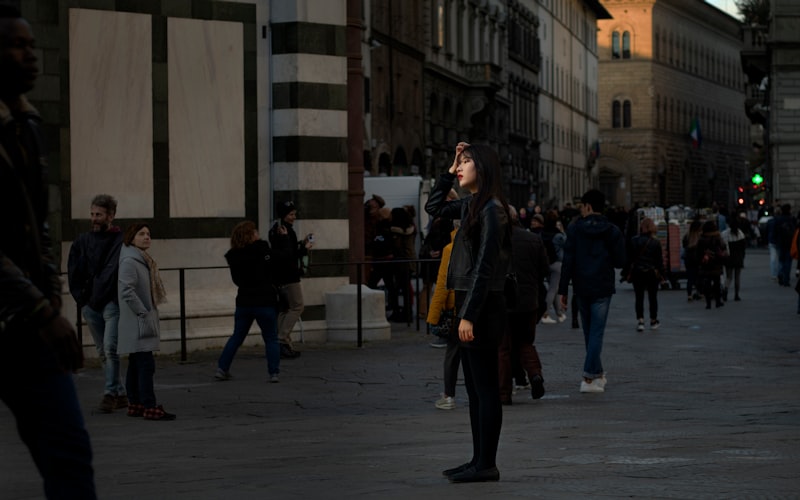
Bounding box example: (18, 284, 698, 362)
(558, 213, 626, 299)
(0, 96, 61, 331)
(68, 227, 123, 310)
(425, 172, 511, 324)
(225, 239, 290, 308)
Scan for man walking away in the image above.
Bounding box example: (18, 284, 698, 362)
(68, 194, 126, 413)
(558, 189, 625, 393)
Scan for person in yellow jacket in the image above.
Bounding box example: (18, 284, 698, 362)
(427, 227, 460, 409)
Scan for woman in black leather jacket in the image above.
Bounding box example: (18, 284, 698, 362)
(426, 142, 512, 484)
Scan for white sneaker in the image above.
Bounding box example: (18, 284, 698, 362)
(580, 378, 605, 393)
(435, 394, 456, 410)
(540, 314, 557, 324)
(557, 313, 567, 323)
(637, 320, 644, 332)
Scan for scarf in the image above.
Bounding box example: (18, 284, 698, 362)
(139, 249, 167, 307)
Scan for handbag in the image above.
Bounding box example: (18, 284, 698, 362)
(429, 309, 454, 338)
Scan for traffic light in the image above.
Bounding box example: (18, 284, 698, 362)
(751, 173, 764, 187)
(737, 186, 745, 207)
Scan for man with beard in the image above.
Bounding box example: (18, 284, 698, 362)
(68, 194, 126, 413)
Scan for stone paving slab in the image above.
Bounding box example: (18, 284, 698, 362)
(2, 249, 799, 499)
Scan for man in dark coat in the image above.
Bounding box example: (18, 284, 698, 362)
(498, 206, 551, 404)
(0, 7, 95, 497)
(68, 194, 126, 413)
(558, 190, 626, 394)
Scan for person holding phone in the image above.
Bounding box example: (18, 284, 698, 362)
(269, 201, 313, 359)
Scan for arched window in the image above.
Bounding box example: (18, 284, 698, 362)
(622, 31, 631, 59)
(623, 100, 632, 128)
(612, 101, 621, 128)
(612, 31, 620, 59)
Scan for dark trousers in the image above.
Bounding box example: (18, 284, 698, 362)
(1, 333, 96, 499)
(498, 310, 542, 401)
(632, 275, 659, 320)
(127, 351, 156, 408)
(455, 291, 505, 470)
(703, 274, 723, 306)
(461, 346, 502, 470)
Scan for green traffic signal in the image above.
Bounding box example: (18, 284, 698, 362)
(751, 173, 764, 185)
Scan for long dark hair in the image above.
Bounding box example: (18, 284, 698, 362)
(460, 144, 509, 240)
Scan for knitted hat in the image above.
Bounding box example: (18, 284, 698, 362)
(277, 200, 296, 219)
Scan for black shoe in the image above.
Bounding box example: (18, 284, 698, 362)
(442, 462, 472, 477)
(280, 344, 301, 359)
(448, 465, 500, 483)
(734, 295, 741, 301)
(500, 399, 512, 406)
(571, 320, 579, 329)
(716, 302, 724, 308)
(530, 375, 545, 400)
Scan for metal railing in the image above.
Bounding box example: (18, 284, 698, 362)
(69, 259, 438, 361)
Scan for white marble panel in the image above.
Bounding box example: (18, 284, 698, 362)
(69, 9, 153, 218)
(271, 0, 346, 25)
(272, 54, 347, 84)
(290, 219, 349, 250)
(272, 109, 347, 137)
(272, 162, 348, 191)
(168, 18, 245, 218)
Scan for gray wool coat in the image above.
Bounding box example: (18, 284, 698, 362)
(117, 244, 161, 354)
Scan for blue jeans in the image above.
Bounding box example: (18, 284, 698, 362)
(769, 243, 779, 278)
(82, 303, 125, 396)
(126, 351, 156, 408)
(576, 296, 611, 379)
(1, 330, 96, 498)
(219, 306, 280, 376)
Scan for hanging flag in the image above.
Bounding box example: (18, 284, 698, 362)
(589, 140, 600, 159)
(689, 118, 702, 149)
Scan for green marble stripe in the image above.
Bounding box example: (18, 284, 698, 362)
(272, 136, 348, 163)
(273, 82, 347, 110)
(271, 22, 345, 56)
(271, 191, 349, 220)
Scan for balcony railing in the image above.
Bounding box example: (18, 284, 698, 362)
(463, 62, 503, 89)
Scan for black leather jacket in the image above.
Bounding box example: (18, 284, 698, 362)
(425, 173, 511, 323)
(0, 97, 61, 330)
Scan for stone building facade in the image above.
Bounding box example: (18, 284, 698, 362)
(537, 0, 610, 208)
(597, 0, 750, 209)
(742, 0, 800, 212)
(768, 0, 800, 210)
(367, 0, 426, 177)
(419, 0, 511, 197)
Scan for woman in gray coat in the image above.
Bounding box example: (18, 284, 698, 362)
(118, 223, 174, 420)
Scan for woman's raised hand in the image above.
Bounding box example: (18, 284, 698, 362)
(449, 142, 469, 174)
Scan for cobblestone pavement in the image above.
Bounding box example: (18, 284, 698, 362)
(2, 249, 799, 499)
